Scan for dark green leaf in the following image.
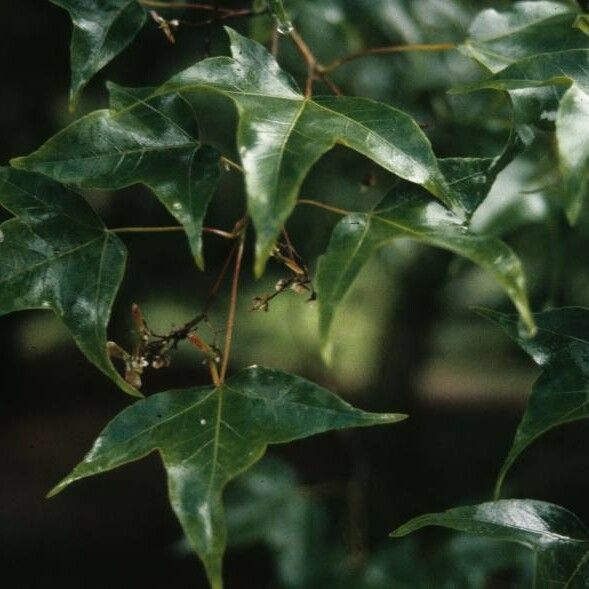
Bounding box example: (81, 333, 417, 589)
(48, 366, 405, 588)
(461, 1, 584, 73)
(457, 49, 589, 222)
(0, 168, 138, 396)
(439, 128, 524, 217)
(51, 0, 146, 108)
(15, 28, 457, 277)
(12, 83, 220, 269)
(480, 306, 589, 496)
(392, 499, 589, 589)
(316, 186, 535, 358)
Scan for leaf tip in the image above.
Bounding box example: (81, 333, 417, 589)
(320, 339, 333, 366)
(9, 156, 26, 170)
(381, 413, 409, 424)
(473, 306, 505, 322)
(46, 479, 69, 499)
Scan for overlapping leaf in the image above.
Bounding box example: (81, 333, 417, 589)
(12, 83, 220, 269)
(439, 128, 523, 217)
(392, 499, 589, 589)
(316, 183, 535, 359)
(48, 366, 405, 588)
(480, 307, 589, 495)
(51, 0, 147, 108)
(458, 2, 589, 223)
(14, 27, 458, 276)
(461, 1, 585, 73)
(0, 168, 138, 396)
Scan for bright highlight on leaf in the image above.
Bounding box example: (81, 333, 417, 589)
(460, 1, 584, 73)
(0, 168, 138, 397)
(48, 366, 406, 588)
(12, 83, 220, 269)
(458, 2, 589, 223)
(15, 27, 458, 277)
(51, 0, 147, 108)
(480, 307, 589, 496)
(392, 499, 589, 589)
(316, 184, 535, 359)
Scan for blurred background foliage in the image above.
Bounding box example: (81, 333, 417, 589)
(2, 0, 589, 587)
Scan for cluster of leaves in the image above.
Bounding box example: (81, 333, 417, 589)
(2, 0, 589, 587)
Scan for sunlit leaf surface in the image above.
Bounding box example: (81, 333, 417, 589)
(393, 499, 589, 589)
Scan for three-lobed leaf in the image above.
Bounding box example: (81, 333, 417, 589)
(392, 499, 589, 589)
(15, 27, 458, 276)
(316, 183, 535, 359)
(480, 307, 589, 496)
(48, 366, 406, 588)
(12, 83, 220, 269)
(51, 0, 147, 108)
(0, 168, 138, 396)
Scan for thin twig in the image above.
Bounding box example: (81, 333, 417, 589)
(321, 75, 343, 96)
(271, 26, 279, 57)
(176, 7, 266, 28)
(282, 228, 296, 259)
(219, 230, 246, 383)
(208, 360, 221, 387)
(110, 225, 185, 234)
(288, 29, 317, 97)
(221, 155, 244, 173)
(139, 0, 234, 14)
(322, 42, 456, 73)
(297, 198, 353, 216)
(110, 225, 237, 238)
(202, 243, 238, 315)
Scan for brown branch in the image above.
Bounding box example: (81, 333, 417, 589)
(322, 42, 456, 73)
(287, 28, 342, 97)
(320, 74, 343, 96)
(220, 155, 244, 173)
(202, 242, 238, 315)
(219, 229, 246, 384)
(288, 29, 317, 97)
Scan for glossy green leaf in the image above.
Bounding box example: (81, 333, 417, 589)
(457, 49, 589, 222)
(439, 128, 523, 217)
(48, 366, 405, 588)
(51, 0, 146, 108)
(316, 186, 535, 359)
(14, 28, 457, 277)
(557, 83, 589, 222)
(392, 499, 589, 589)
(0, 168, 138, 397)
(480, 307, 589, 496)
(12, 83, 220, 269)
(461, 1, 584, 73)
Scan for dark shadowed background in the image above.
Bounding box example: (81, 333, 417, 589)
(2, 1, 589, 587)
